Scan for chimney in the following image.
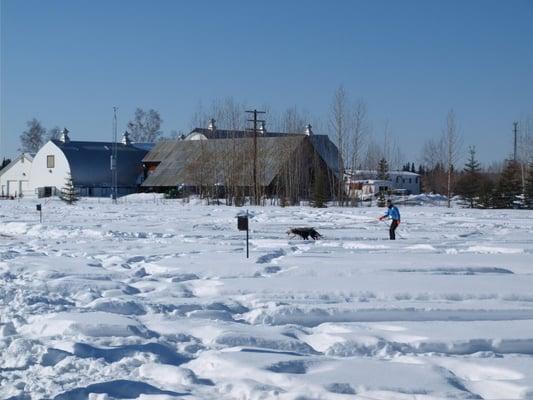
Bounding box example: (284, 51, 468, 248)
(258, 121, 267, 134)
(122, 130, 131, 145)
(305, 124, 313, 136)
(60, 128, 70, 143)
(208, 118, 216, 131)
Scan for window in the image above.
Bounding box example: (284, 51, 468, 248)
(47, 155, 55, 168)
(409, 178, 412, 183)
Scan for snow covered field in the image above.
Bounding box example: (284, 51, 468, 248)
(1, 196, 533, 399)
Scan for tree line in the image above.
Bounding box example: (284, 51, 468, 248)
(11, 89, 533, 209)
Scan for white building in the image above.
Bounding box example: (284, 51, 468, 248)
(29, 129, 153, 198)
(0, 153, 34, 197)
(345, 170, 421, 200)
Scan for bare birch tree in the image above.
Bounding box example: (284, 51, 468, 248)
(443, 109, 462, 207)
(329, 85, 349, 205)
(127, 108, 163, 142)
(517, 115, 533, 196)
(348, 100, 368, 172)
(20, 118, 45, 153)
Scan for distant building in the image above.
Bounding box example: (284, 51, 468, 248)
(29, 129, 153, 198)
(345, 170, 421, 199)
(0, 153, 34, 197)
(142, 120, 341, 202)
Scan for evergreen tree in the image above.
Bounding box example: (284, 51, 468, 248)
(1, 157, 12, 171)
(477, 175, 495, 209)
(456, 146, 482, 207)
(376, 158, 389, 207)
(60, 173, 79, 205)
(411, 162, 416, 173)
(524, 162, 533, 209)
(377, 158, 389, 180)
(311, 167, 328, 208)
(493, 160, 522, 209)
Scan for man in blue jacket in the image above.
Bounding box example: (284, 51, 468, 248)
(379, 200, 401, 240)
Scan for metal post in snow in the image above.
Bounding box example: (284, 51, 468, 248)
(246, 210, 249, 259)
(237, 210, 250, 259)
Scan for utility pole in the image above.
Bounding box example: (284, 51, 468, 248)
(513, 121, 519, 162)
(111, 107, 118, 203)
(245, 109, 265, 205)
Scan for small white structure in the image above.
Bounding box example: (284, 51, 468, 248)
(0, 153, 34, 197)
(345, 170, 421, 200)
(346, 179, 392, 201)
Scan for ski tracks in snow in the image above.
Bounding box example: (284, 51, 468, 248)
(1, 199, 533, 399)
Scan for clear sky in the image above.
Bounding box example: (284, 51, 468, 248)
(1, 0, 532, 165)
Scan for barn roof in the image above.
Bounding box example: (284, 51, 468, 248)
(142, 135, 341, 188)
(52, 140, 154, 187)
(142, 136, 301, 187)
(187, 128, 293, 140)
(0, 153, 34, 177)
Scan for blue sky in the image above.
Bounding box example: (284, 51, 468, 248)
(1, 0, 532, 165)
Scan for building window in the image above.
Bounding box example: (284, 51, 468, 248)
(47, 155, 55, 168)
(409, 178, 412, 183)
(416, 177, 419, 183)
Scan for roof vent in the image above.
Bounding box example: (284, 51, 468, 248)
(208, 118, 216, 131)
(60, 128, 70, 143)
(122, 130, 131, 145)
(305, 124, 313, 136)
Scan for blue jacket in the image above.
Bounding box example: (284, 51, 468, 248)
(384, 206, 400, 221)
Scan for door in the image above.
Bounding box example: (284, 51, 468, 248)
(7, 180, 18, 197)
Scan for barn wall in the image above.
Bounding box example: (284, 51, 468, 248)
(29, 141, 71, 196)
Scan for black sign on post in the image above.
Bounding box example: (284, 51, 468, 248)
(36, 204, 42, 223)
(237, 215, 248, 231)
(237, 212, 249, 258)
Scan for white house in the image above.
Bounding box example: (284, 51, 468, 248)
(29, 129, 153, 198)
(0, 153, 34, 197)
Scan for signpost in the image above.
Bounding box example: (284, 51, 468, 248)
(237, 211, 249, 258)
(36, 204, 42, 223)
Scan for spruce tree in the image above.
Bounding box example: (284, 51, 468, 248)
(493, 160, 522, 209)
(456, 146, 482, 208)
(525, 162, 533, 209)
(60, 173, 79, 205)
(477, 176, 495, 209)
(376, 158, 389, 207)
(311, 167, 328, 208)
(377, 158, 389, 180)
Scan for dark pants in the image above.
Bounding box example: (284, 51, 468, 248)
(389, 220, 399, 240)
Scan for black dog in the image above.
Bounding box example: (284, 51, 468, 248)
(287, 227, 322, 240)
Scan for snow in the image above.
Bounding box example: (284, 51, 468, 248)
(1, 197, 533, 399)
